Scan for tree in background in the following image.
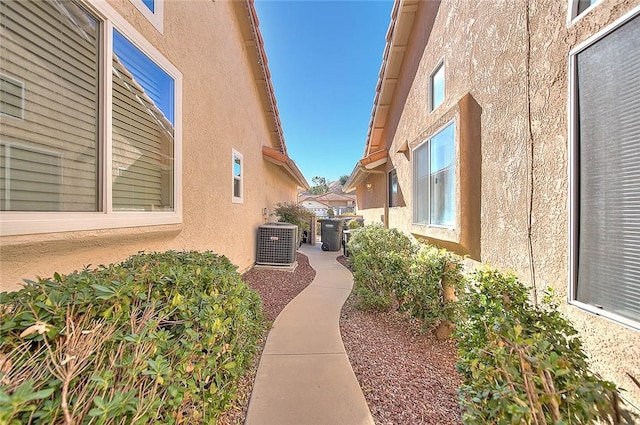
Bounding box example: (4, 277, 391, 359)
(309, 176, 329, 195)
(273, 202, 312, 230)
(339, 174, 349, 186)
(326, 207, 335, 218)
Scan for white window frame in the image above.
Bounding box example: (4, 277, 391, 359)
(567, 0, 603, 26)
(0, 73, 25, 120)
(130, 0, 164, 34)
(232, 149, 243, 204)
(0, 0, 183, 237)
(568, 5, 640, 331)
(412, 120, 456, 229)
(429, 59, 445, 112)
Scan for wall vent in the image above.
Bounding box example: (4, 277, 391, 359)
(256, 223, 298, 266)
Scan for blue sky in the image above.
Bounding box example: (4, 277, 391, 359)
(254, 0, 394, 184)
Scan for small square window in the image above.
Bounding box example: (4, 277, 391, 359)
(430, 61, 445, 111)
(0, 74, 25, 120)
(130, 0, 163, 33)
(142, 0, 155, 13)
(232, 149, 243, 203)
(569, 0, 600, 22)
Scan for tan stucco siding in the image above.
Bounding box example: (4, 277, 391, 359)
(0, 0, 299, 290)
(359, 0, 640, 406)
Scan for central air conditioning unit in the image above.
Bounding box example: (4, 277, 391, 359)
(256, 223, 298, 266)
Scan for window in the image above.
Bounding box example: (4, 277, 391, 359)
(389, 169, 398, 207)
(413, 122, 455, 227)
(232, 150, 243, 203)
(569, 0, 597, 20)
(569, 9, 640, 328)
(0, 0, 182, 236)
(430, 61, 445, 111)
(130, 0, 163, 33)
(0, 74, 25, 119)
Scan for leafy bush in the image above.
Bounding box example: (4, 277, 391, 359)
(0, 250, 265, 424)
(400, 244, 465, 332)
(273, 202, 312, 232)
(346, 219, 363, 229)
(455, 267, 635, 424)
(346, 224, 415, 311)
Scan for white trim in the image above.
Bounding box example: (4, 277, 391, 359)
(567, 6, 640, 329)
(129, 0, 164, 34)
(567, 0, 603, 27)
(232, 149, 243, 204)
(569, 5, 640, 56)
(569, 301, 640, 332)
(429, 59, 445, 112)
(0, 0, 183, 236)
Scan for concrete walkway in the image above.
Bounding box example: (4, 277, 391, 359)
(245, 244, 374, 425)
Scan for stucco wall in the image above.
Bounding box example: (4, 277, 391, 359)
(0, 0, 299, 291)
(368, 0, 640, 408)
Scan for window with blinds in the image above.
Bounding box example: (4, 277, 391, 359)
(413, 121, 456, 227)
(0, 0, 100, 212)
(0, 0, 180, 235)
(572, 11, 640, 327)
(112, 30, 174, 211)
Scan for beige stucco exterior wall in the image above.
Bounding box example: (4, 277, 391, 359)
(366, 0, 640, 408)
(0, 0, 299, 292)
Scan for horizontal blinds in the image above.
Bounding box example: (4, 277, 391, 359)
(0, 0, 99, 211)
(112, 43, 174, 211)
(414, 144, 429, 224)
(577, 14, 640, 323)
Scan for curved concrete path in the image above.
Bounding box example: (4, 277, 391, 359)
(245, 244, 374, 425)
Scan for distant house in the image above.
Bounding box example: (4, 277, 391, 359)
(0, 0, 308, 291)
(299, 197, 332, 218)
(299, 192, 356, 217)
(345, 0, 640, 408)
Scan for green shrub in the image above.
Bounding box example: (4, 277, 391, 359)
(346, 219, 362, 229)
(0, 250, 266, 424)
(273, 202, 312, 232)
(346, 224, 415, 311)
(455, 267, 635, 424)
(400, 244, 465, 331)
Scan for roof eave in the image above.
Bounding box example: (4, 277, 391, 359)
(262, 146, 310, 190)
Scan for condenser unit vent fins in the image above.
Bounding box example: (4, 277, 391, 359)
(256, 223, 298, 266)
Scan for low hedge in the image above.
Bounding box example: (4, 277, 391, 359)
(456, 268, 635, 424)
(0, 250, 266, 424)
(346, 225, 635, 423)
(346, 224, 464, 332)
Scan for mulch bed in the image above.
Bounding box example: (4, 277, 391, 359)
(337, 256, 462, 424)
(219, 251, 462, 424)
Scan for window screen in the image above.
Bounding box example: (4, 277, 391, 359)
(575, 13, 640, 323)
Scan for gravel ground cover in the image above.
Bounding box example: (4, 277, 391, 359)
(220, 251, 462, 424)
(338, 256, 462, 424)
